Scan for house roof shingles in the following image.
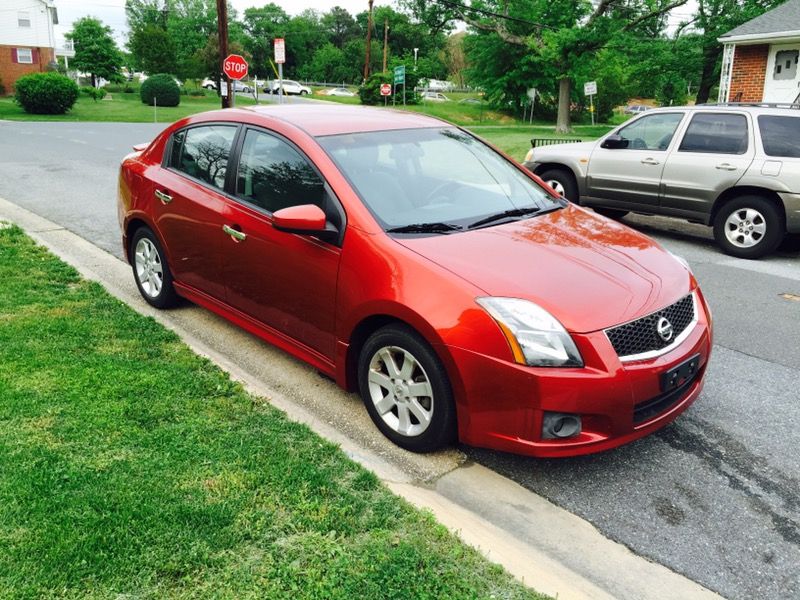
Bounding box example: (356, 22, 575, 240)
(721, 0, 800, 39)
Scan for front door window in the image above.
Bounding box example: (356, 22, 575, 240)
(616, 113, 685, 151)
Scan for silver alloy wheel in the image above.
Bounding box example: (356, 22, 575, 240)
(367, 345, 434, 438)
(134, 237, 164, 298)
(546, 179, 566, 197)
(724, 207, 767, 248)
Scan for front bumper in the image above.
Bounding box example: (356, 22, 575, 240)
(444, 294, 712, 458)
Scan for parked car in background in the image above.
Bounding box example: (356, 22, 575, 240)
(118, 104, 711, 457)
(265, 80, 311, 95)
(523, 104, 800, 259)
(324, 87, 356, 97)
(421, 91, 450, 102)
(202, 78, 252, 93)
(624, 104, 652, 115)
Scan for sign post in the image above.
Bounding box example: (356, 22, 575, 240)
(274, 38, 286, 104)
(584, 80, 597, 126)
(223, 54, 248, 108)
(526, 87, 537, 124)
(393, 65, 405, 106)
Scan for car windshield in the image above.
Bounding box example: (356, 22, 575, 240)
(318, 127, 563, 231)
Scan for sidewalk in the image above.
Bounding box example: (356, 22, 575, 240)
(0, 196, 724, 600)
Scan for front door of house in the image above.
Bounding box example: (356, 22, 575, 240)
(763, 44, 800, 103)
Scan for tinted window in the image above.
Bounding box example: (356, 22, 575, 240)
(679, 113, 748, 155)
(758, 115, 800, 158)
(616, 113, 684, 151)
(236, 129, 325, 213)
(173, 125, 237, 189)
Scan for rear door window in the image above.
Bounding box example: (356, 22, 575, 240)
(171, 125, 238, 190)
(678, 113, 749, 155)
(758, 115, 800, 158)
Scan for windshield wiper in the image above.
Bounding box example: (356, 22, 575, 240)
(467, 205, 562, 229)
(386, 222, 463, 234)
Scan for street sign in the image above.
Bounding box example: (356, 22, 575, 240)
(526, 87, 537, 100)
(223, 54, 248, 80)
(393, 65, 405, 85)
(380, 83, 392, 96)
(274, 38, 286, 64)
(584, 81, 597, 96)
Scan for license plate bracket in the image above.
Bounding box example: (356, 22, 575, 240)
(660, 354, 701, 392)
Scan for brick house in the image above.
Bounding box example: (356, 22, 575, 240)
(0, 0, 59, 95)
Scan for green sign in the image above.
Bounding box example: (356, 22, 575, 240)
(393, 65, 406, 85)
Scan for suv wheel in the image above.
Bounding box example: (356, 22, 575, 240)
(713, 195, 784, 259)
(538, 168, 578, 202)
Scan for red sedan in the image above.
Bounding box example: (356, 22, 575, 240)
(118, 104, 712, 457)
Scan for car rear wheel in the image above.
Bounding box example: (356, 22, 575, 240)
(538, 168, 578, 203)
(131, 227, 178, 308)
(593, 207, 629, 220)
(358, 324, 456, 452)
(713, 195, 784, 259)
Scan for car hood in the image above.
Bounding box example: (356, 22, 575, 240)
(396, 206, 692, 333)
(531, 140, 597, 161)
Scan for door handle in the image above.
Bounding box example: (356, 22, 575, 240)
(154, 189, 172, 204)
(715, 163, 738, 171)
(641, 158, 660, 165)
(222, 224, 247, 242)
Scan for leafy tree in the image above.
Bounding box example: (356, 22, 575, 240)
(66, 17, 123, 87)
(306, 43, 358, 84)
(128, 24, 178, 75)
(321, 6, 360, 48)
(242, 4, 290, 78)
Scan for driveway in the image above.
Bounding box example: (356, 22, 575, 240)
(1, 120, 798, 600)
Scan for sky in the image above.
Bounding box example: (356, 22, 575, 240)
(52, 0, 396, 45)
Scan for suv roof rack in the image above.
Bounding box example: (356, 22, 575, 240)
(699, 102, 800, 109)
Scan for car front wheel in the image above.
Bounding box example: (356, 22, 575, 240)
(300, 90, 308, 95)
(131, 227, 178, 308)
(358, 325, 456, 452)
(538, 168, 578, 202)
(713, 195, 784, 259)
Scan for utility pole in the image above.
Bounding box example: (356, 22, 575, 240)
(382, 17, 388, 73)
(363, 0, 373, 81)
(216, 0, 230, 109)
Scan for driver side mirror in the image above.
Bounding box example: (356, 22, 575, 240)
(601, 134, 629, 150)
(272, 204, 339, 243)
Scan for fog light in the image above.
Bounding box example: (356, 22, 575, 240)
(542, 412, 582, 439)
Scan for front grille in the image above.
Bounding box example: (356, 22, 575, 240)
(633, 370, 700, 425)
(605, 294, 695, 359)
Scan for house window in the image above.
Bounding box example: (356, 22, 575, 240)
(18, 11, 31, 28)
(773, 50, 798, 80)
(16, 48, 33, 64)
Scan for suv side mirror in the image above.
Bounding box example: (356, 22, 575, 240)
(601, 134, 629, 150)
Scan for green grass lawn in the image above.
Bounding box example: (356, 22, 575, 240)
(0, 225, 547, 600)
(468, 125, 616, 161)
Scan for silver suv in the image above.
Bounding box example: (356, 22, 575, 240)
(523, 105, 800, 259)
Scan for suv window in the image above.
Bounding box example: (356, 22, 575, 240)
(678, 113, 748, 155)
(616, 112, 684, 151)
(758, 115, 800, 158)
(235, 129, 325, 213)
(171, 125, 237, 189)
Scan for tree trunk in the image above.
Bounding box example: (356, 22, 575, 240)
(555, 77, 572, 134)
(696, 44, 722, 104)
(91, 73, 97, 88)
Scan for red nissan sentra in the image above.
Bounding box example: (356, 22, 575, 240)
(118, 104, 712, 457)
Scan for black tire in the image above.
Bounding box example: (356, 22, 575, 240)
(538, 168, 578, 202)
(130, 226, 179, 308)
(593, 207, 629, 220)
(300, 90, 308, 96)
(358, 324, 457, 452)
(713, 195, 785, 259)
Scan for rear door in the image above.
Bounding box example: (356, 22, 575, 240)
(660, 112, 754, 217)
(586, 112, 686, 209)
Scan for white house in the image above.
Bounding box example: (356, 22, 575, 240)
(0, 0, 59, 94)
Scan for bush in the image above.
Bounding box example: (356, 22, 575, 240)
(14, 72, 79, 114)
(80, 86, 107, 102)
(140, 73, 180, 107)
(359, 72, 419, 106)
(0, 78, 6, 96)
(189, 89, 205, 97)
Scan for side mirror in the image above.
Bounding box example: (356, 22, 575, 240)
(272, 204, 339, 242)
(601, 134, 629, 150)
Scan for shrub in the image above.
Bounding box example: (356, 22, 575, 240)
(189, 89, 205, 97)
(140, 73, 180, 107)
(358, 71, 419, 106)
(14, 72, 79, 114)
(0, 78, 6, 96)
(80, 86, 107, 101)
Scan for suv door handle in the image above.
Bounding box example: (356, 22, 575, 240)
(154, 189, 172, 204)
(641, 158, 660, 165)
(222, 224, 247, 242)
(715, 163, 738, 171)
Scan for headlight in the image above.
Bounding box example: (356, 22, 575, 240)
(524, 148, 535, 162)
(476, 297, 584, 367)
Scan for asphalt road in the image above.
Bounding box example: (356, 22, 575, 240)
(1, 120, 798, 600)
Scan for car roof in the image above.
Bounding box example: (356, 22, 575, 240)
(646, 104, 800, 117)
(241, 104, 448, 136)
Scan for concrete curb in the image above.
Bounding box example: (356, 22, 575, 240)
(0, 196, 724, 600)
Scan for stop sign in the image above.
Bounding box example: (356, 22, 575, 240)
(223, 54, 248, 80)
(380, 83, 392, 96)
